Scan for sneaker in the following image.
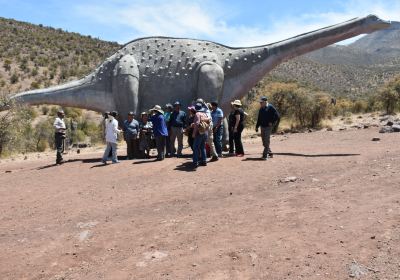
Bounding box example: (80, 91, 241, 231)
(210, 156, 219, 162)
(261, 157, 267, 161)
(112, 161, 120, 164)
(192, 163, 199, 169)
(236, 154, 244, 157)
(268, 153, 274, 158)
(101, 160, 107, 164)
(199, 161, 207, 166)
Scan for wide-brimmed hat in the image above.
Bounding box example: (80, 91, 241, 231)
(110, 111, 118, 117)
(150, 105, 164, 114)
(194, 103, 206, 112)
(174, 101, 181, 106)
(57, 109, 65, 115)
(141, 111, 148, 116)
(164, 103, 173, 109)
(231, 100, 242, 107)
(259, 96, 268, 102)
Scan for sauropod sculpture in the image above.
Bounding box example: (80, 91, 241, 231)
(8, 15, 390, 117)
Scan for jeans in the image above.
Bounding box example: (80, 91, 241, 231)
(193, 133, 207, 164)
(102, 142, 118, 163)
(169, 126, 184, 155)
(55, 132, 65, 164)
(213, 125, 223, 156)
(155, 135, 166, 160)
(233, 128, 244, 155)
(261, 126, 272, 158)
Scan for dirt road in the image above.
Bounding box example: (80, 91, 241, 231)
(0, 128, 399, 279)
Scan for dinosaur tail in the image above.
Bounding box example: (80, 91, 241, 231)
(9, 76, 113, 112)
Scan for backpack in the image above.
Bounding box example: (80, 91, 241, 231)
(198, 114, 210, 134)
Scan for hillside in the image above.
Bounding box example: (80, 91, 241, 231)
(271, 21, 400, 98)
(0, 17, 120, 94)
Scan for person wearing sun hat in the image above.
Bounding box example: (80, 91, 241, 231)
(150, 105, 168, 161)
(192, 102, 210, 168)
(54, 109, 66, 165)
(196, 98, 219, 161)
(231, 99, 245, 157)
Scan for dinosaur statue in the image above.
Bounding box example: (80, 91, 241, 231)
(9, 15, 390, 117)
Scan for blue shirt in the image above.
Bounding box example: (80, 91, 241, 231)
(169, 110, 187, 128)
(150, 113, 168, 137)
(211, 108, 224, 126)
(123, 119, 140, 140)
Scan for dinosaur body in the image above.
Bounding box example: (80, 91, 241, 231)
(10, 15, 390, 116)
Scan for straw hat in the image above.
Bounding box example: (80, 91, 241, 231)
(150, 105, 164, 114)
(231, 100, 242, 107)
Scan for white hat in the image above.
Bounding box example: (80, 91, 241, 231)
(150, 105, 164, 114)
(231, 100, 242, 107)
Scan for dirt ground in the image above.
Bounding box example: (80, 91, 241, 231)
(0, 128, 399, 280)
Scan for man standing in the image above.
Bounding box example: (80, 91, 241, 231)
(255, 96, 280, 160)
(196, 98, 218, 161)
(164, 103, 173, 157)
(150, 105, 168, 161)
(54, 109, 66, 165)
(211, 101, 224, 158)
(169, 101, 186, 157)
(123, 112, 140, 159)
(192, 103, 209, 169)
(102, 111, 121, 164)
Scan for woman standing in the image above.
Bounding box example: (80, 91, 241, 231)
(150, 105, 168, 161)
(231, 100, 245, 157)
(185, 106, 196, 151)
(192, 103, 210, 169)
(139, 112, 153, 159)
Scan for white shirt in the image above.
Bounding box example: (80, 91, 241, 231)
(105, 118, 121, 143)
(54, 117, 66, 133)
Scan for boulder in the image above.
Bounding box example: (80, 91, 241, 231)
(392, 124, 400, 132)
(379, 126, 393, 133)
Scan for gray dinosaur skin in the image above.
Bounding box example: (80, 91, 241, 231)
(10, 15, 390, 118)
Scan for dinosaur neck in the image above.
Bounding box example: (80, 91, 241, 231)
(10, 76, 114, 112)
(221, 14, 390, 109)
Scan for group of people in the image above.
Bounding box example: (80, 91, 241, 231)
(54, 96, 280, 168)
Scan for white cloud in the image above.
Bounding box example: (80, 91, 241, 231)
(75, 0, 400, 46)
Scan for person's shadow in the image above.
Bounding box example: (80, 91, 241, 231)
(243, 152, 360, 161)
(174, 161, 196, 172)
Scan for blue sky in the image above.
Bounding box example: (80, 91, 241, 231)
(0, 0, 399, 46)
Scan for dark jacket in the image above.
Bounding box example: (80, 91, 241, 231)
(256, 104, 280, 129)
(169, 110, 186, 128)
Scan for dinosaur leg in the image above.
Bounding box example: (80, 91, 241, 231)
(112, 54, 140, 118)
(196, 62, 224, 104)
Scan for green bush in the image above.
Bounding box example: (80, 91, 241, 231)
(378, 75, 400, 114)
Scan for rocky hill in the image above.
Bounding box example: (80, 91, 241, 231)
(0, 17, 120, 94)
(271, 21, 400, 98)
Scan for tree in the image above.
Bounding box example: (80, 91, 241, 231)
(0, 93, 33, 156)
(3, 59, 11, 71)
(379, 76, 400, 115)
